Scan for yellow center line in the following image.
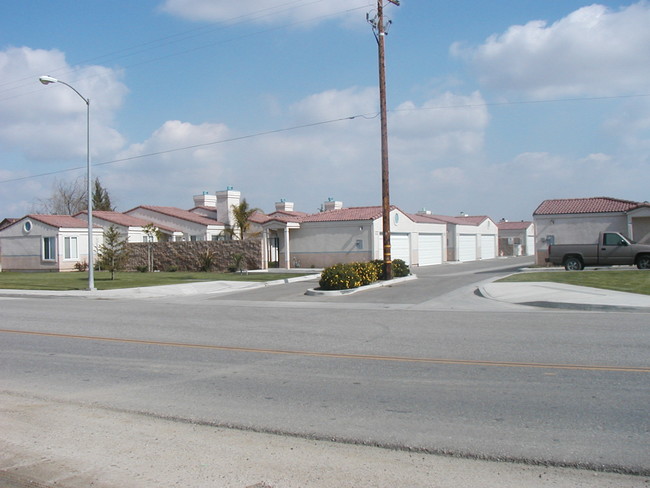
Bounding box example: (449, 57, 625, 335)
(1, 328, 648, 373)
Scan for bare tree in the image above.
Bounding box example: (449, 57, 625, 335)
(35, 177, 87, 215)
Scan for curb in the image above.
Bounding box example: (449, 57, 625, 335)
(305, 274, 418, 296)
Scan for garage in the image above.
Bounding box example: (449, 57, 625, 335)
(458, 235, 477, 262)
(526, 234, 535, 256)
(418, 234, 443, 266)
(480, 235, 497, 260)
(391, 233, 410, 265)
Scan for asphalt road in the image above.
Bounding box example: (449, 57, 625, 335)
(1, 257, 648, 479)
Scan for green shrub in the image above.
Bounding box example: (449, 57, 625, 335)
(351, 261, 380, 286)
(319, 263, 363, 290)
(197, 249, 216, 272)
(392, 259, 410, 277)
(319, 261, 382, 290)
(371, 259, 386, 280)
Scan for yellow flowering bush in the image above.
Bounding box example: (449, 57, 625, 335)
(319, 260, 410, 291)
(319, 261, 380, 290)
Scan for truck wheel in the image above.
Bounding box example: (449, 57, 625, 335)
(637, 255, 650, 270)
(564, 257, 583, 271)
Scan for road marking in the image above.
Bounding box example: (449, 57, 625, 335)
(1, 328, 648, 373)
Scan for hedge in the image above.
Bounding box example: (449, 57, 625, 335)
(319, 259, 410, 290)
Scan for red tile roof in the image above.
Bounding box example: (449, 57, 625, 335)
(533, 197, 641, 215)
(302, 206, 409, 223)
(127, 205, 224, 226)
(421, 214, 491, 226)
(407, 213, 447, 224)
(497, 221, 533, 230)
(27, 214, 95, 229)
(80, 211, 152, 227)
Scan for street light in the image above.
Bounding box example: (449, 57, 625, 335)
(39, 75, 95, 291)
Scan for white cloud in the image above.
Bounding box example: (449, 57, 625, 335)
(0, 46, 127, 161)
(452, 2, 650, 98)
(95, 88, 492, 214)
(159, 0, 373, 25)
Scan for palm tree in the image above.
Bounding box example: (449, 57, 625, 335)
(231, 199, 260, 240)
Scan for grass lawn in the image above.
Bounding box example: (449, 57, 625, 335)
(498, 269, 650, 295)
(0, 270, 316, 291)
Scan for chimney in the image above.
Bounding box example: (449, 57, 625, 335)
(193, 191, 217, 208)
(275, 199, 294, 212)
(216, 186, 241, 226)
(323, 197, 343, 211)
(417, 208, 432, 215)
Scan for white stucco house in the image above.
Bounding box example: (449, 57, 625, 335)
(125, 205, 226, 242)
(497, 221, 535, 257)
(256, 199, 448, 269)
(533, 197, 650, 265)
(0, 215, 102, 272)
(76, 211, 181, 242)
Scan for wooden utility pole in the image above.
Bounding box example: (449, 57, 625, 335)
(370, 0, 399, 280)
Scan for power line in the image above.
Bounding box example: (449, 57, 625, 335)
(1, 91, 648, 186)
(0, 113, 372, 185)
(0, 1, 373, 103)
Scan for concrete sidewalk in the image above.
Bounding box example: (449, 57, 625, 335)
(0, 273, 321, 299)
(480, 281, 650, 311)
(2, 271, 650, 312)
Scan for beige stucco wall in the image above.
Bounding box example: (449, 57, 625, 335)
(126, 208, 224, 241)
(282, 209, 447, 268)
(0, 218, 101, 271)
(533, 213, 628, 265)
(288, 220, 373, 268)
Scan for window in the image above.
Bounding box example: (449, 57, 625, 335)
(603, 233, 626, 246)
(43, 237, 56, 261)
(64, 236, 78, 259)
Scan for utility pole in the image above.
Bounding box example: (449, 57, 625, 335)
(368, 0, 399, 280)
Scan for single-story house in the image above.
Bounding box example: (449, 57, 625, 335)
(533, 197, 650, 265)
(497, 221, 535, 257)
(0, 214, 102, 272)
(125, 205, 226, 242)
(257, 199, 448, 268)
(76, 211, 182, 242)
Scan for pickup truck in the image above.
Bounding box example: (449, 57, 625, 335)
(546, 232, 650, 270)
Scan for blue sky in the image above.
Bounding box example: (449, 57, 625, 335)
(1, 0, 649, 221)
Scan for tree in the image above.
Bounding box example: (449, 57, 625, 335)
(35, 177, 86, 215)
(142, 223, 161, 272)
(92, 178, 113, 211)
(97, 225, 129, 280)
(231, 199, 261, 240)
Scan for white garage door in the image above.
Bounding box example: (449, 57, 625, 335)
(391, 233, 410, 265)
(458, 235, 477, 262)
(480, 235, 497, 260)
(526, 235, 535, 256)
(418, 234, 443, 266)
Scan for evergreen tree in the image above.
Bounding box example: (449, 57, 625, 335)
(92, 178, 113, 211)
(98, 225, 129, 280)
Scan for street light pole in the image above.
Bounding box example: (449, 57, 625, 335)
(39, 75, 95, 291)
(369, 0, 399, 281)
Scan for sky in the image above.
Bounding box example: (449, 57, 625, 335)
(1, 0, 649, 222)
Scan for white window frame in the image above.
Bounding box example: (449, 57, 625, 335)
(64, 236, 79, 260)
(43, 236, 56, 261)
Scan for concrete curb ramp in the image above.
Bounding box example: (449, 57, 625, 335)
(480, 282, 650, 311)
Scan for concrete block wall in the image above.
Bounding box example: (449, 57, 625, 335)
(125, 240, 262, 272)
